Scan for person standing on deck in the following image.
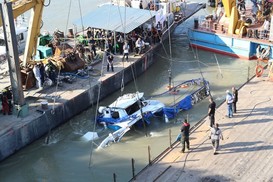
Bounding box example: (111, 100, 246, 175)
(107, 54, 114, 72)
(86, 27, 93, 39)
(1, 91, 9, 115)
(139, 0, 143, 9)
(39, 62, 45, 86)
(147, 0, 154, 10)
(210, 123, 223, 155)
(216, 0, 224, 21)
(208, 97, 216, 128)
(117, 34, 124, 55)
(123, 41, 130, 62)
(89, 36, 97, 57)
(261, 46, 271, 60)
(33, 63, 42, 89)
(232, 87, 238, 113)
(262, 18, 270, 38)
(256, 44, 262, 59)
(45, 59, 57, 85)
(226, 90, 234, 118)
(156, 21, 162, 37)
(180, 119, 190, 153)
(237, 0, 246, 11)
(135, 37, 145, 55)
(6, 88, 12, 115)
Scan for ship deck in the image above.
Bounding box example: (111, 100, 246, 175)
(195, 5, 272, 45)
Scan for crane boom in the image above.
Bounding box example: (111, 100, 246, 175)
(0, 0, 45, 66)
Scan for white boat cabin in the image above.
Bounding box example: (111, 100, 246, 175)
(0, 26, 28, 61)
(98, 92, 147, 119)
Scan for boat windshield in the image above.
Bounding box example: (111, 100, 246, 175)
(0, 39, 5, 46)
(125, 101, 141, 115)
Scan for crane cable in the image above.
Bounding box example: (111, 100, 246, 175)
(120, 2, 127, 94)
(187, 27, 211, 98)
(88, 1, 113, 168)
(51, 0, 72, 114)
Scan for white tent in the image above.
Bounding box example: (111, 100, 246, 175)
(73, 4, 157, 33)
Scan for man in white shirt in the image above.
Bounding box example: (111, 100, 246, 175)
(123, 42, 130, 61)
(135, 37, 145, 55)
(33, 63, 42, 89)
(210, 123, 224, 155)
(226, 90, 233, 118)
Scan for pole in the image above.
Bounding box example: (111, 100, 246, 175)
(131, 158, 135, 180)
(114, 31, 117, 55)
(148, 145, 151, 165)
(169, 129, 172, 148)
(0, 2, 25, 106)
(247, 66, 250, 82)
(168, 69, 172, 91)
(113, 173, 117, 182)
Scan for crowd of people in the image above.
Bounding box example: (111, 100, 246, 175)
(31, 60, 58, 90)
(76, 22, 165, 75)
(83, 23, 163, 60)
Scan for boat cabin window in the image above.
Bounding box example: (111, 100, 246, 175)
(0, 39, 5, 46)
(17, 33, 24, 42)
(125, 102, 141, 115)
(111, 111, 120, 119)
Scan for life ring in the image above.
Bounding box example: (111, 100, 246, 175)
(255, 65, 264, 77)
(180, 84, 189, 88)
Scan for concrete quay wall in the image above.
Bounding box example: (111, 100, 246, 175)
(0, 48, 156, 162)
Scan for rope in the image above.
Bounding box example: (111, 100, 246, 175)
(187, 28, 210, 97)
(120, 62, 125, 94)
(214, 54, 223, 78)
(120, 1, 127, 94)
(78, 0, 85, 34)
(89, 2, 113, 168)
(51, 0, 72, 114)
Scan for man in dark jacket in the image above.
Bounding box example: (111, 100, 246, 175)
(208, 97, 216, 127)
(181, 119, 190, 153)
(232, 87, 238, 113)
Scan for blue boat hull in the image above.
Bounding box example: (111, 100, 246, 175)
(188, 29, 273, 60)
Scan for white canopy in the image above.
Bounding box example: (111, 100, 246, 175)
(73, 4, 157, 34)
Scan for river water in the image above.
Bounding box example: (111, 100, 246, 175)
(0, 0, 256, 182)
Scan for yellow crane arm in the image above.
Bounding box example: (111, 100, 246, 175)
(0, 0, 45, 66)
(0, 0, 44, 26)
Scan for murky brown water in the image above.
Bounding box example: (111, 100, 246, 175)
(0, 0, 256, 181)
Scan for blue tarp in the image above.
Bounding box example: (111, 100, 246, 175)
(163, 107, 178, 119)
(163, 95, 192, 119)
(177, 95, 192, 110)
